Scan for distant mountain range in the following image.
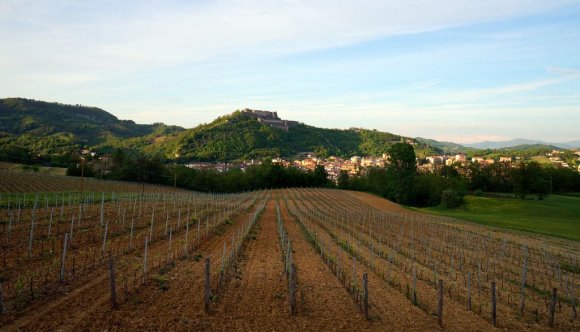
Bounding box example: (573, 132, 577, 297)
(463, 138, 580, 150)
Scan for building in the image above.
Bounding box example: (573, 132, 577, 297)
(241, 109, 298, 131)
(454, 153, 466, 163)
(499, 156, 512, 163)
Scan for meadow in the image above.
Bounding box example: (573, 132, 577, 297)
(418, 194, 580, 241)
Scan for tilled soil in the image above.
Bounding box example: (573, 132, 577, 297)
(73, 208, 257, 331)
(278, 199, 372, 330)
(205, 199, 292, 330)
(0, 207, 256, 331)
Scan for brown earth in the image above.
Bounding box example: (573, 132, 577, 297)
(0, 204, 255, 331)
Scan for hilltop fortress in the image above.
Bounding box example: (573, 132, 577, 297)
(241, 108, 299, 132)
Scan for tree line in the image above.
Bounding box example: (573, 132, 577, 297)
(339, 143, 580, 207)
(64, 144, 580, 208)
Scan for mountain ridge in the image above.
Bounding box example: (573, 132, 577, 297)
(464, 138, 580, 150)
(0, 98, 440, 162)
(2, 98, 577, 164)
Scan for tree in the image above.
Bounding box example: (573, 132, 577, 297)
(313, 165, 330, 187)
(337, 170, 350, 189)
(386, 142, 417, 204)
(512, 161, 547, 199)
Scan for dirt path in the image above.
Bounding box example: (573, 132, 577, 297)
(279, 198, 372, 330)
(205, 199, 290, 330)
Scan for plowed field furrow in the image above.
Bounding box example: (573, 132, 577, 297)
(70, 206, 259, 331)
(278, 199, 372, 330)
(205, 199, 290, 330)
(288, 200, 438, 330)
(0, 205, 256, 331)
(298, 198, 498, 330)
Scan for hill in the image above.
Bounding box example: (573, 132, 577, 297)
(465, 138, 580, 149)
(157, 110, 440, 161)
(414, 137, 478, 155)
(0, 98, 183, 159)
(0, 99, 441, 162)
(476, 144, 559, 159)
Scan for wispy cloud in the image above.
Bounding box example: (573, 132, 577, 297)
(1, 1, 577, 78)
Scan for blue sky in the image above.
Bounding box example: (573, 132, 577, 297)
(1, 0, 579, 143)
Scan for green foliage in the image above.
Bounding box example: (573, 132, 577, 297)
(418, 194, 580, 241)
(0, 98, 183, 161)
(415, 137, 479, 155)
(152, 274, 169, 291)
(440, 189, 463, 208)
(386, 143, 417, 204)
(167, 163, 332, 193)
(512, 161, 550, 200)
(66, 163, 95, 177)
(159, 112, 438, 161)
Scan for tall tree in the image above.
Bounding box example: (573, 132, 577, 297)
(386, 142, 417, 203)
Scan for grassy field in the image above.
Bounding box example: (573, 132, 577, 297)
(417, 194, 580, 241)
(0, 161, 67, 175)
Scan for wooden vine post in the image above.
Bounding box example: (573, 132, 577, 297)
(60, 233, 69, 283)
(363, 273, 369, 320)
(491, 281, 497, 327)
(143, 237, 148, 284)
(205, 257, 211, 313)
(109, 257, 118, 309)
(0, 281, 4, 315)
(289, 263, 297, 315)
(549, 288, 557, 328)
(437, 279, 444, 327)
(467, 271, 472, 311)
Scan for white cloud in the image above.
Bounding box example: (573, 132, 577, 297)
(1, 0, 578, 81)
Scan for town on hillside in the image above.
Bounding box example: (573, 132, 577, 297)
(77, 147, 580, 183)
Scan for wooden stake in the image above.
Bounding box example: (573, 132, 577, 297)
(0, 282, 4, 315)
(467, 271, 472, 311)
(205, 257, 211, 313)
(60, 233, 68, 283)
(143, 237, 148, 284)
(109, 257, 118, 309)
(438, 279, 443, 327)
(363, 273, 369, 320)
(491, 281, 497, 327)
(549, 288, 557, 328)
(289, 263, 296, 315)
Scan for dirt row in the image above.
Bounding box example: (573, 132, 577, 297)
(0, 201, 258, 331)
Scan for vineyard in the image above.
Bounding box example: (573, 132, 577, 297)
(0, 180, 577, 330)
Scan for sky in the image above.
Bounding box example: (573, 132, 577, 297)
(1, 0, 579, 144)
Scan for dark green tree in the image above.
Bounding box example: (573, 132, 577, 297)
(386, 142, 417, 204)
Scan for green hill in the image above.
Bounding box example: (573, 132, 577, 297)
(0, 98, 183, 157)
(414, 137, 478, 155)
(0, 99, 441, 162)
(157, 111, 440, 161)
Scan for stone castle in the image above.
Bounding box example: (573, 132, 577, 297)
(241, 108, 298, 132)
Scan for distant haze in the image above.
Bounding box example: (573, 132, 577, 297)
(1, 1, 579, 143)
(464, 138, 580, 150)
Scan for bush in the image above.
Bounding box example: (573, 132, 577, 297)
(473, 189, 484, 197)
(440, 190, 463, 208)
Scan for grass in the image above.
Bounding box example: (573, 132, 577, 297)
(0, 162, 66, 176)
(416, 194, 580, 241)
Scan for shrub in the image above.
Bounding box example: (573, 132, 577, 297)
(474, 189, 484, 197)
(440, 189, 463, 208)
